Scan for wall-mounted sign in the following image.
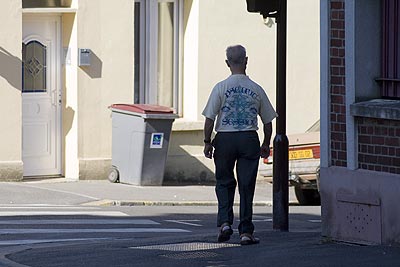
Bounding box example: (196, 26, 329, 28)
(150, 133, 164, 149)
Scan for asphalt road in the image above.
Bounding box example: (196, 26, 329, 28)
(0, 180, 398, 267)
(0, 204, 399, 267)
(0, 205, 321, 267)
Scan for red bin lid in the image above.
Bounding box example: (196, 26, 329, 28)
(110, 104, 174, 114)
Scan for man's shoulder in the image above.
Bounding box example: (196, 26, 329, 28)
(217, 76, 232, 85)
(212, 77, 231, 90)
(241, 78, 265, 96)
(246, 76, 263, 88)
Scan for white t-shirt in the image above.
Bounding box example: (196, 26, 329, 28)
(202, 74, 277, 132)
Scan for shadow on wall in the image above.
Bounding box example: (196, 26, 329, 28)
(62, 105, 75, 174)
(0, 47, 22, 91)
(63, 106, 75, 136)
(163, 130, 216, 186)
(79, 50, 103, 79)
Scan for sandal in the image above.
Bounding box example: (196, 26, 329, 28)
(240, 233, 260, 245)
(217, 223, 233, 243)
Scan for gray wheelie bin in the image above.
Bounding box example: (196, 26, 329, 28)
(109, 104, 178, 186)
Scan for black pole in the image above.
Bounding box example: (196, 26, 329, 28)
(273, 0, 289, 231)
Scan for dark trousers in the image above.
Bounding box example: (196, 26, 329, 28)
(213, 131, 260, 235)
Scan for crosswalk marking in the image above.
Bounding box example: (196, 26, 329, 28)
(308, 219, 322, 223)
(0, 228, 190, 234)
(0, 206, 191, 246)
(0, 206, 100, 209)
(252, 218, 273, 222)
(165, 220, 202, 227)
(0, 238, 111, 246)
(0, 219, 159, 225)
(0, 211, 128, 216)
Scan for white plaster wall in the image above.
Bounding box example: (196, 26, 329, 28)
(77, 0, 134, 178)
(62, 13, 79, 179)
(0, 1, 23, 180)
(182, 0, 199, 121)
(196, 0, 320, 135)
(287, 0, 320, 133)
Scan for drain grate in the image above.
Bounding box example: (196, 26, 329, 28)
(130, 242, 240, 252)
(160, 251, 220, 260)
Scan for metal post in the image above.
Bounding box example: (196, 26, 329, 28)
(273, 0, 289, 231)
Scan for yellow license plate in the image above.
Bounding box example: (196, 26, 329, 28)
(289, 149, 314, 160)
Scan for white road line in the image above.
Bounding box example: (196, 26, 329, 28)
(0, 238, 111, 246)
(252, 219, 273, 222)
(0, 206, 100, 209)
(0, 204, 97, 207)
(237, 218, 272, 222)
(0, 219, 159, 225)
(164, 220, 203, 227)
(252, 215, 273, 222)
(0, 228, 190, 234)
(308, 220, 322, 223)
(0, 211, 128, 216)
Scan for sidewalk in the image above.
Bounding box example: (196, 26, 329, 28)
(0, 178, 298, 206)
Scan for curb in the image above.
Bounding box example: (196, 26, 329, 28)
(81, 200, 298, 207)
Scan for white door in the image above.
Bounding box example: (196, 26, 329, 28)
(22, 15, 61, 176)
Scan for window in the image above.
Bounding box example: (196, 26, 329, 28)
(22, 41, 47, 93)
(380, 0, 400, 98)
(134, 0, 182, 112)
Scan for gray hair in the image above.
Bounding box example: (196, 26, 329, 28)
(226, 45, 247, 65)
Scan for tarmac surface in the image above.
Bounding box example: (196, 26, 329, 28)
(0, 178, 399, 267)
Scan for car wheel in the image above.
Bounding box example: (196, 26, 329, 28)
(294, 187, 321, 206)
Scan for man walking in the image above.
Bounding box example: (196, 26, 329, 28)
(202, 45, 277, 245)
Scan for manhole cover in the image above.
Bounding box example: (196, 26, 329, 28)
(130, 242, 240, 252)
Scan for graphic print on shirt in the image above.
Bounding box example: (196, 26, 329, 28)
(221, 86, 259, 130)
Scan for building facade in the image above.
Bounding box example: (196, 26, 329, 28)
(0, 0, 319, 184)
(321, 0, 400, 245)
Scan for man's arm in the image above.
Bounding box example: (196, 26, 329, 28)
(260, 122, 272, 158)
(203, 117, 215, 159)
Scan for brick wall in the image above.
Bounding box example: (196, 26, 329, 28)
(358, 117, 400, 174)
(330, 0, 347, 167)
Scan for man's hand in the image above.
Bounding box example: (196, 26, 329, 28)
(261, 123, 272, 159)
(204, 143, 214, 159)
(260, 143, 270, 159)
(203, 118, 215, 159)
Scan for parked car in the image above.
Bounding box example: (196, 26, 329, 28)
(259, 120, 320, 205)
